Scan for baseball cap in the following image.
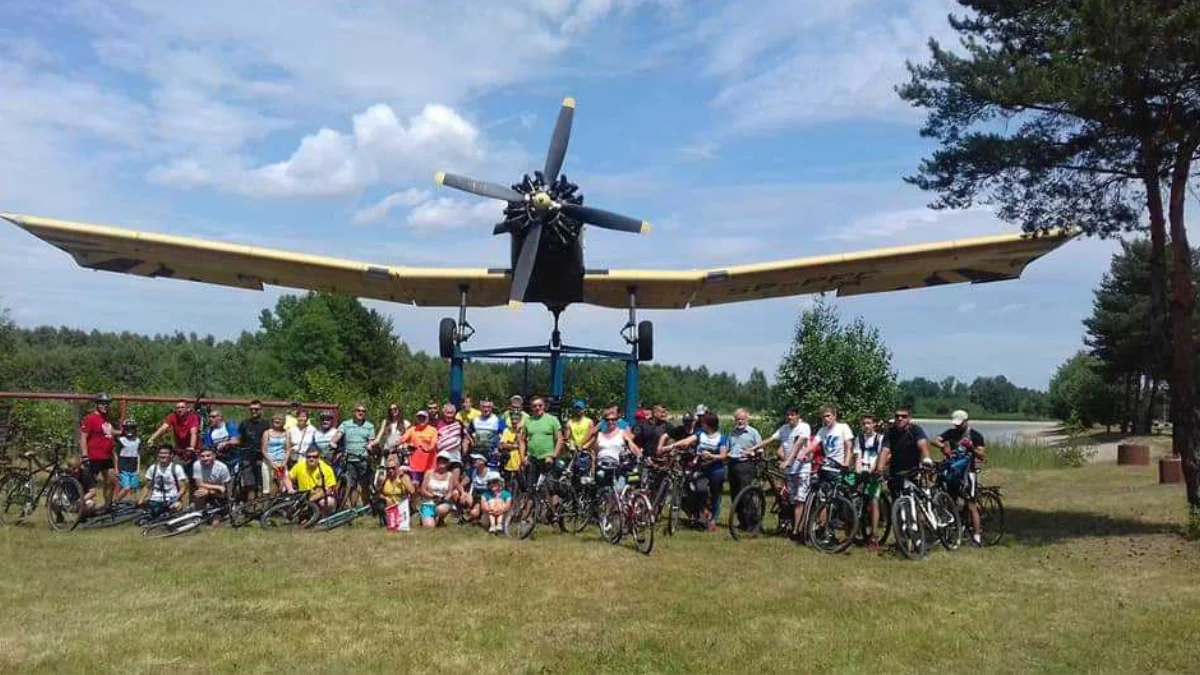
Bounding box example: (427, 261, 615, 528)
(469, 453, 487, 463)
(950, 410, 969, 426)
(571, 399, 586, 410)
(693, 404, 708, 416)
(510, 394, 523, 403)
(634, 408, 649, 421)
(415, 409, 429, 419)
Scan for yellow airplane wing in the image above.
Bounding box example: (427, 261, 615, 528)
(2, 213, 511, 307)
(582, 230, 1076, 309)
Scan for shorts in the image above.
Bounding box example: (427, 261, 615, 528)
(861, 474, 883, 500)
(118, 471, 141, 490)
(342, 458, 371, 486)
(951, 471, 979, 501)
(787, 466, 812, 502)
(88, 458, 114, 476)
(420, 501, 438, 519)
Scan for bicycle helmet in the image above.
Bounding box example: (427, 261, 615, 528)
(121, 419, 137, 430)
(94, 392, 112, 403)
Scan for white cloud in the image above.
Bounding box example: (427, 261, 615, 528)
(697, 0, 959, 132)
(406, 197, 503, 232)
(150, 103, 486, 197)
(353, 189, 430, 225)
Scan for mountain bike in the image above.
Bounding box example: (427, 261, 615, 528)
(851, 472, 892, 546)
(0, 449, 86, 532)
(312, 479, 385, 531)
(889, 464, 963, 560)
(509, 457, 571, 540)
(727, 453, 793, 540)
(648, 449, 706, 535)
(141, 499, 232, 538)
(802, 459, 859, 554)
(260, 491, 322, 528)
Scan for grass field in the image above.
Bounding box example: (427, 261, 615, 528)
(2, 460, 1199, 673)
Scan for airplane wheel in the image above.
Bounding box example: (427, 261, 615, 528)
(637, 320, 653, 361)
(439, 318, 456, 358)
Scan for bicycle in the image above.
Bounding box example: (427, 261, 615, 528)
(802, 459, 859, 554)
(260, 490, 322, 528)
(312, 479, 385, 531)
(647, 449, 706, 536)
(598, 457, 655, 554)
(141, 498, 232, 538)
(508, 457, 570, 540)
(889, 464, 963, 560)
(727, 453, 793, 540)
(851, 472, 892, 547)
(0, 449, 86, 532)
(940, 462, 1005, 547)
(75, 501, 146, 530)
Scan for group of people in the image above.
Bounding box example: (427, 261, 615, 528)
(72, 391, 990, 548)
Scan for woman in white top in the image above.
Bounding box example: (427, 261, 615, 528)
(419, 451, 457, 528)
(287, 409, 317, 465)
(591, 409, 641, 491)
(375, 403, 408, 456)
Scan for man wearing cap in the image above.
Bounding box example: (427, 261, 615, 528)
(400, 409, 439, 486)
(934, 409, 987, 545)
(565, 400, 595, 452)
(79, 392, 118, 505)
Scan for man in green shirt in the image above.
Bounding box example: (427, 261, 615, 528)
(330, 403, 377, 506)
(519, 396, 563, 491)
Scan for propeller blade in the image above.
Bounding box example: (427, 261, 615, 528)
(543, 97, 575, 184)
(435, 171, 524, 202)
(492, 222, 512, 236)
(560, 203, 650, 234)
(510, 222, 542, 302)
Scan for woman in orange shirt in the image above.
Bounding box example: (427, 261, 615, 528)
(399, 409, 439, 486)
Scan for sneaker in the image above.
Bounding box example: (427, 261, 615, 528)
(866, 538, 880, 554)
(971, 533, 983, 547)
(706, 520, 717, 533)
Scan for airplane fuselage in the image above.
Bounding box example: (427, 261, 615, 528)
(510, 227, 585, 309)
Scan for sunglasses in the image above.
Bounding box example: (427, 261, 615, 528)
(354, 408, 366, 413)
(895, 413, 910, 419)
(250, 407, 261, 412)
(605, 417, 618, 421)
(306, 454, 320, 459)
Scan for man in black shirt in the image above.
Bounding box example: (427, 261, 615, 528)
(632, 404, 670, 460)
(876, 407, 931, 494)
(933, 409, 987, 545)
(236, 400, 271, 500)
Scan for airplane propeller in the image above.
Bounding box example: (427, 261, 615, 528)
(434, 97, 650, 302)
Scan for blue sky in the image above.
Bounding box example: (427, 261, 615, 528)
(0, 0, 1153, 390)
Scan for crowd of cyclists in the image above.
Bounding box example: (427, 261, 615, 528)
(3, 390, 999, 556)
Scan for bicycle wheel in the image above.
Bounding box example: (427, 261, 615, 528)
(631, 491, 655, 555)
(666, 482, 680, 536)
(891, 495, 927, 560)
(563, 488, 591, 534)
(261, 500, 309, 528)
(807, 493, 858, 554)
(553, 483, 576, 533)
(932, 491, 962, 551)
(0, 478, 31, 524)
(508, 492, 536, 540)
(976, 489, 1005, 546)
(45, 476, 85, 532)
(599, 491, 623, 544)
(0, 474, 23, 524)
(728, 486, 765, 540)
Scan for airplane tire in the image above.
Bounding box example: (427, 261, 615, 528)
(439, 318, 456, 358)
(637, 320, 653, 362)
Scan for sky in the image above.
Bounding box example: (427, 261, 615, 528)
(0, 0, 1170, 390)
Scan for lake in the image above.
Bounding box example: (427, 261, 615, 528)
(912, 418, 1059, 444)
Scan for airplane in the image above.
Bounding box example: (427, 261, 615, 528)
(2, 96, 1076, 413)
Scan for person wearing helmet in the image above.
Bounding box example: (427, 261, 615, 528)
(933, 409, 987, 545)
(79, 392, 117, 505)
(112, 419, 142, 503)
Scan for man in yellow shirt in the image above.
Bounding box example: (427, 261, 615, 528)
(499, 395, 529, 481)
(456, 394, 482, 426)
(288, 448, 338, 514)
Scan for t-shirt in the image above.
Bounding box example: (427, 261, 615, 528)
(773, 422, 812, 475)
(856, 433, 883, 473)
(239, 417, 271, 457)
(287, 424, 317, 458)
(727, 426, 762, 461)
(631, 420, 668, 457)
(566, 416, 595, 448)
(338, 420, 375, 459)
(313, 427, 338, 458)
(468, 414, 505, 453)
(164, 411, 200, 449)
(435, 418, 466, 460)
(284, 413, 298, 430)
(145, 462, 187, 503)
(470, 467, 501, 493)
(882, 424, 929, 475)
(522, 414, 562, 460)
(80, 412, 114, 461)
(815, 422, 854, 467)
(939, 427, 986, 452)
(486, 489, 512, 503)
(204, 422, 240, 453)
(694, 430, 729, 475)
(116, 436, 141, 473)
(456, 408, 481, 426)
(380, 475, 412, 505)
(289, 459, 337, 492)
(666, 423, 694, 443)
(401, 425, 438, 472)
(191, 460, 231, 487)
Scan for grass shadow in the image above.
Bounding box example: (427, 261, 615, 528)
(1005, 506, 1178, 546)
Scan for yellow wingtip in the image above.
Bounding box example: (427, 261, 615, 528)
(562, 96, 576, 109)
(639, 222, 652, 235)
(434, 171, 446, 186)
(507, 300, 524, 310)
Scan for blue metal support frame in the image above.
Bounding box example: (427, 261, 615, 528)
(450, 342, 639, 418)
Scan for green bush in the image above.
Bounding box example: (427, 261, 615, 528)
(984, 437, 1095, 470)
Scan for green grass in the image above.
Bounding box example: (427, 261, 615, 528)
(2, 462, 1199, 673)
(985, 439, 1076, 470)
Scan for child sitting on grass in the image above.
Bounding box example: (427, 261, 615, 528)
(483, 475, 511, 535)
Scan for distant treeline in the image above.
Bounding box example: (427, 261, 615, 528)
(896, 375, 1049, 420)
